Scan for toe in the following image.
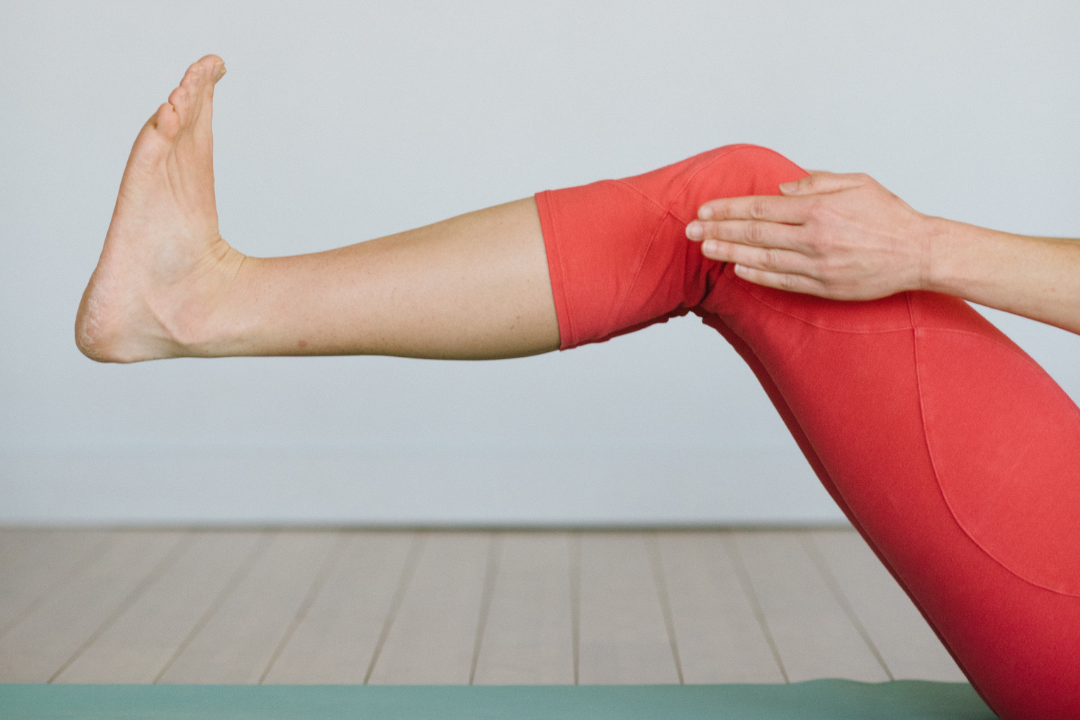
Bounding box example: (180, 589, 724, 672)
(152, 103, 180, 138)
(191, 58, 223, 135)
(167, 85, 190, 120)
(180, 61, 203, 93)
(175, 64, 211, 129)
(188, 56, 224, 87)
(197, 54, 225, 74)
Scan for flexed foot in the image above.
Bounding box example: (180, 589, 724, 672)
(76, 55, 244, 362)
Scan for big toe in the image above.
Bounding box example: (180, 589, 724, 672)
(191, 55, 226, 86)
(202, 54, 227, 82)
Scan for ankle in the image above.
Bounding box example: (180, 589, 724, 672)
(159, 242, 251, 358)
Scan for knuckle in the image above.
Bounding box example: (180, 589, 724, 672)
(749, 197, 770, 220)
(710, 222, 731, 240)
(745, 222, 762, 243)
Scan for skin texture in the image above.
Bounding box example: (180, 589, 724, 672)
(685, 171, 1080, 336)
(75, 56, 560, 363)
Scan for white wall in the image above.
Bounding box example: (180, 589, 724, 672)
(2, 1, 1078, 525)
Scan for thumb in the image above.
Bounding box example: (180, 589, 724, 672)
(779, 171, 866, 196)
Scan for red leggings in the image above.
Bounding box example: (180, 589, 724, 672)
(535, 145, 1080, 720)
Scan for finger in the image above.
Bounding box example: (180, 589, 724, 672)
(697, 194, 814, 223)
(778, 172, 868, 196)
(689, 219, 805, 250)
(731, 264, 827, 296)
(700, 239, 813, 276)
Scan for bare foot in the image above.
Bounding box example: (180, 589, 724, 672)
(76, 55, 245, 362)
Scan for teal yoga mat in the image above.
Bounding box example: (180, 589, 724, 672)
(0, 680, 997, 719)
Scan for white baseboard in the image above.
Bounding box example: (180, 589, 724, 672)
(0, 446, 846, 526)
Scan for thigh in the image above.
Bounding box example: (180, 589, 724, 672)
(702, 267, 1080, 720)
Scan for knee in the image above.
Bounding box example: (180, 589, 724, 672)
(675, 144, 810, 222)
(616, 145, 808, 224)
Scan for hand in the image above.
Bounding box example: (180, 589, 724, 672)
(685, 172, 935, 301)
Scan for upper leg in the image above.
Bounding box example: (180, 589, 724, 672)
(704, 267, 1080, 719)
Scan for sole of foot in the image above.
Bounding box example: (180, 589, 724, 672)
(75, 54, 246, 363)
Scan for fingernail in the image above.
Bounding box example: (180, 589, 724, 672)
(779, 181, 798, 193)
(702, 240, 719, 255)
(698, 206, 714, 220)
(686, 222, 703, 240)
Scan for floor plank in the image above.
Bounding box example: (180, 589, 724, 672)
(473, 533, 574, 685)
(0, 531, 185, 683)
(657, 533, 785, 683)
(156, 532, 340, 684)
(366, 533, 491, 685)
(577, 533, 679, 685)
(0, 530, 54, 576)
(731, 532, 889, 683)
(53, 532, 267, 683)
(809, 531, 966, 681)
(0, 531, 112, 638)
(262, 532, 414, 684)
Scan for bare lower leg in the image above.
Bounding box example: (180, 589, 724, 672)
(198, 198, 559, 360)
(76, 56, 559, 363)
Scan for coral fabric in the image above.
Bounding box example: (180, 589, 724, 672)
(535, 145, 1080, 720)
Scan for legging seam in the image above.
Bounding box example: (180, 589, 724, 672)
(736, 286, 913, 334)
(907, 294, 1079, 600)
(604, 196, 673, 337)
(665, 146, 738, 223)
(610, 179, 675, 218)
(903, 292, 1007, 717)
(914, 323, 1080, 435)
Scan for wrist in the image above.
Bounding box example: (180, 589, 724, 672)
(920, 215, 969, 295)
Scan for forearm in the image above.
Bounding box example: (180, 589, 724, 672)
(691, 171, 1080, 337)
(926, 217, 1080, 335)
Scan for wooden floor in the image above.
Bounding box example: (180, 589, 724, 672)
(0, 529, 964, 685)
